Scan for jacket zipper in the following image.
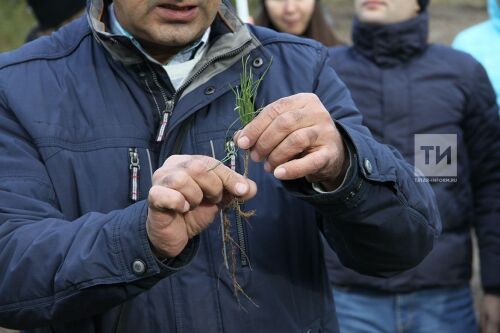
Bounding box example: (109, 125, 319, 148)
(211, 140, 230, 270)
(145, 148, 154, 181)
(143, 75, 163, 119)
(149, 40, 254, 263)
(147, 68, 173, 142)
(151, 40, 253, 143)
(235, 211, 248, 267)
(129, 148, 140, 202)
(156, 100, 174, 142)
(225, 138, 248, 267)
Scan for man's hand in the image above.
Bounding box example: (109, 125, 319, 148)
(147, 155, 257, 259)
(235, 93, 348, 191)
(482, 294, 500, 333)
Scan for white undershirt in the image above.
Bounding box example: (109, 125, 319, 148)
(163, 41, 208, 90)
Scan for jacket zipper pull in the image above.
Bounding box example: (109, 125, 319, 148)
(225, 139, 237, 171)
(129, 148, 140, 202)
(156, 100, 175, 142)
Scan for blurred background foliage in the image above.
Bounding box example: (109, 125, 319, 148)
(0, 0, 36, 51)
(0, 0, 488, 52)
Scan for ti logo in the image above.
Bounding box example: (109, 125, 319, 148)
(414, 134, 457, 180)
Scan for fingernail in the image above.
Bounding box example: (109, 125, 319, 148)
(251, 150, 260, 162)
(237, 136, 250, 149)
(235, 182, 248, 195)
(233, 130, 241, 140)
(183, 201, 190, 213)
(274, 167, 286, 179)
(264, 161, 271, 172)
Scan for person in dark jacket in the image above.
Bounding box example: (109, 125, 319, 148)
(0, 0, 440, 332)
(26, 0, 87, 42)
(326, 0, 500, 332)
(254, 0, 343, 47)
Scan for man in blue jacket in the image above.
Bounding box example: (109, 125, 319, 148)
(0, 0, 440, 332)
(327, 0, 500, 332)
(453, 0, 500, 108)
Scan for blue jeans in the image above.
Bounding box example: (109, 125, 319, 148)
(333, 285, 478, 333)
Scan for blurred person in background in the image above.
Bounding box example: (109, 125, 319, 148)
(26, 0, 86, 42)
(326, 0, 500, 332)
(453, 0, 500, 108)
(254, 0, 343, 46)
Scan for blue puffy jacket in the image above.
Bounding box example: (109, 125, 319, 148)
(326, 13, 500, 294)
(453, 0, 500, 108)
(0, 1, 440, 332)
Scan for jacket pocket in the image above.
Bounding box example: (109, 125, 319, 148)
(40, 138, 152, 217)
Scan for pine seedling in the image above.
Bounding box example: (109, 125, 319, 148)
(231, 56, 268, 176)
(216, 55, 270, 308)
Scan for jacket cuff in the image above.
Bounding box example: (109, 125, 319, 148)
(155, 236, 200, 274)
(116, 201, 198, 283)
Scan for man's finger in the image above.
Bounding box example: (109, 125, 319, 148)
(159, 155, 257, 203)
(251, 108, 315, 162)
(264, 126, 319, 171)
(209, 162, 257, 200)
(236, 95, 300, 150)
(148, 185, 190, 214)
(272, 149, 330, 181)
(177, 157, 225, 204)
(159, 171, 204, 209)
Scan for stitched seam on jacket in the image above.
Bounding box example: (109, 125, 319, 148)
(395, 185, 439, 235)
(35, 137, 149, 149)
(113, 210, 129, 278)
(0, 176, 58, 206)
(37, 139, 150, 162)
(407, 206, 439, 236)
(137, 204, 157, 272)
(312, 47, 327, 93)
(0, 31, 93, 71)
(258, 35, 324, 49)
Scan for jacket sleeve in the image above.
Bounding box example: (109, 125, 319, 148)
(0, 86, 198, 329)
(463, 61, 500, 294)
(296, 49, 442, 277)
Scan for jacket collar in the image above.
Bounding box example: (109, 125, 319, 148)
(85, 0, 269, 133)
(86, 0, 256, 66)
(352, 13, 429, 67)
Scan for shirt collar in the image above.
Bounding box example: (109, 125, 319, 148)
(108, 3, 210, 65)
